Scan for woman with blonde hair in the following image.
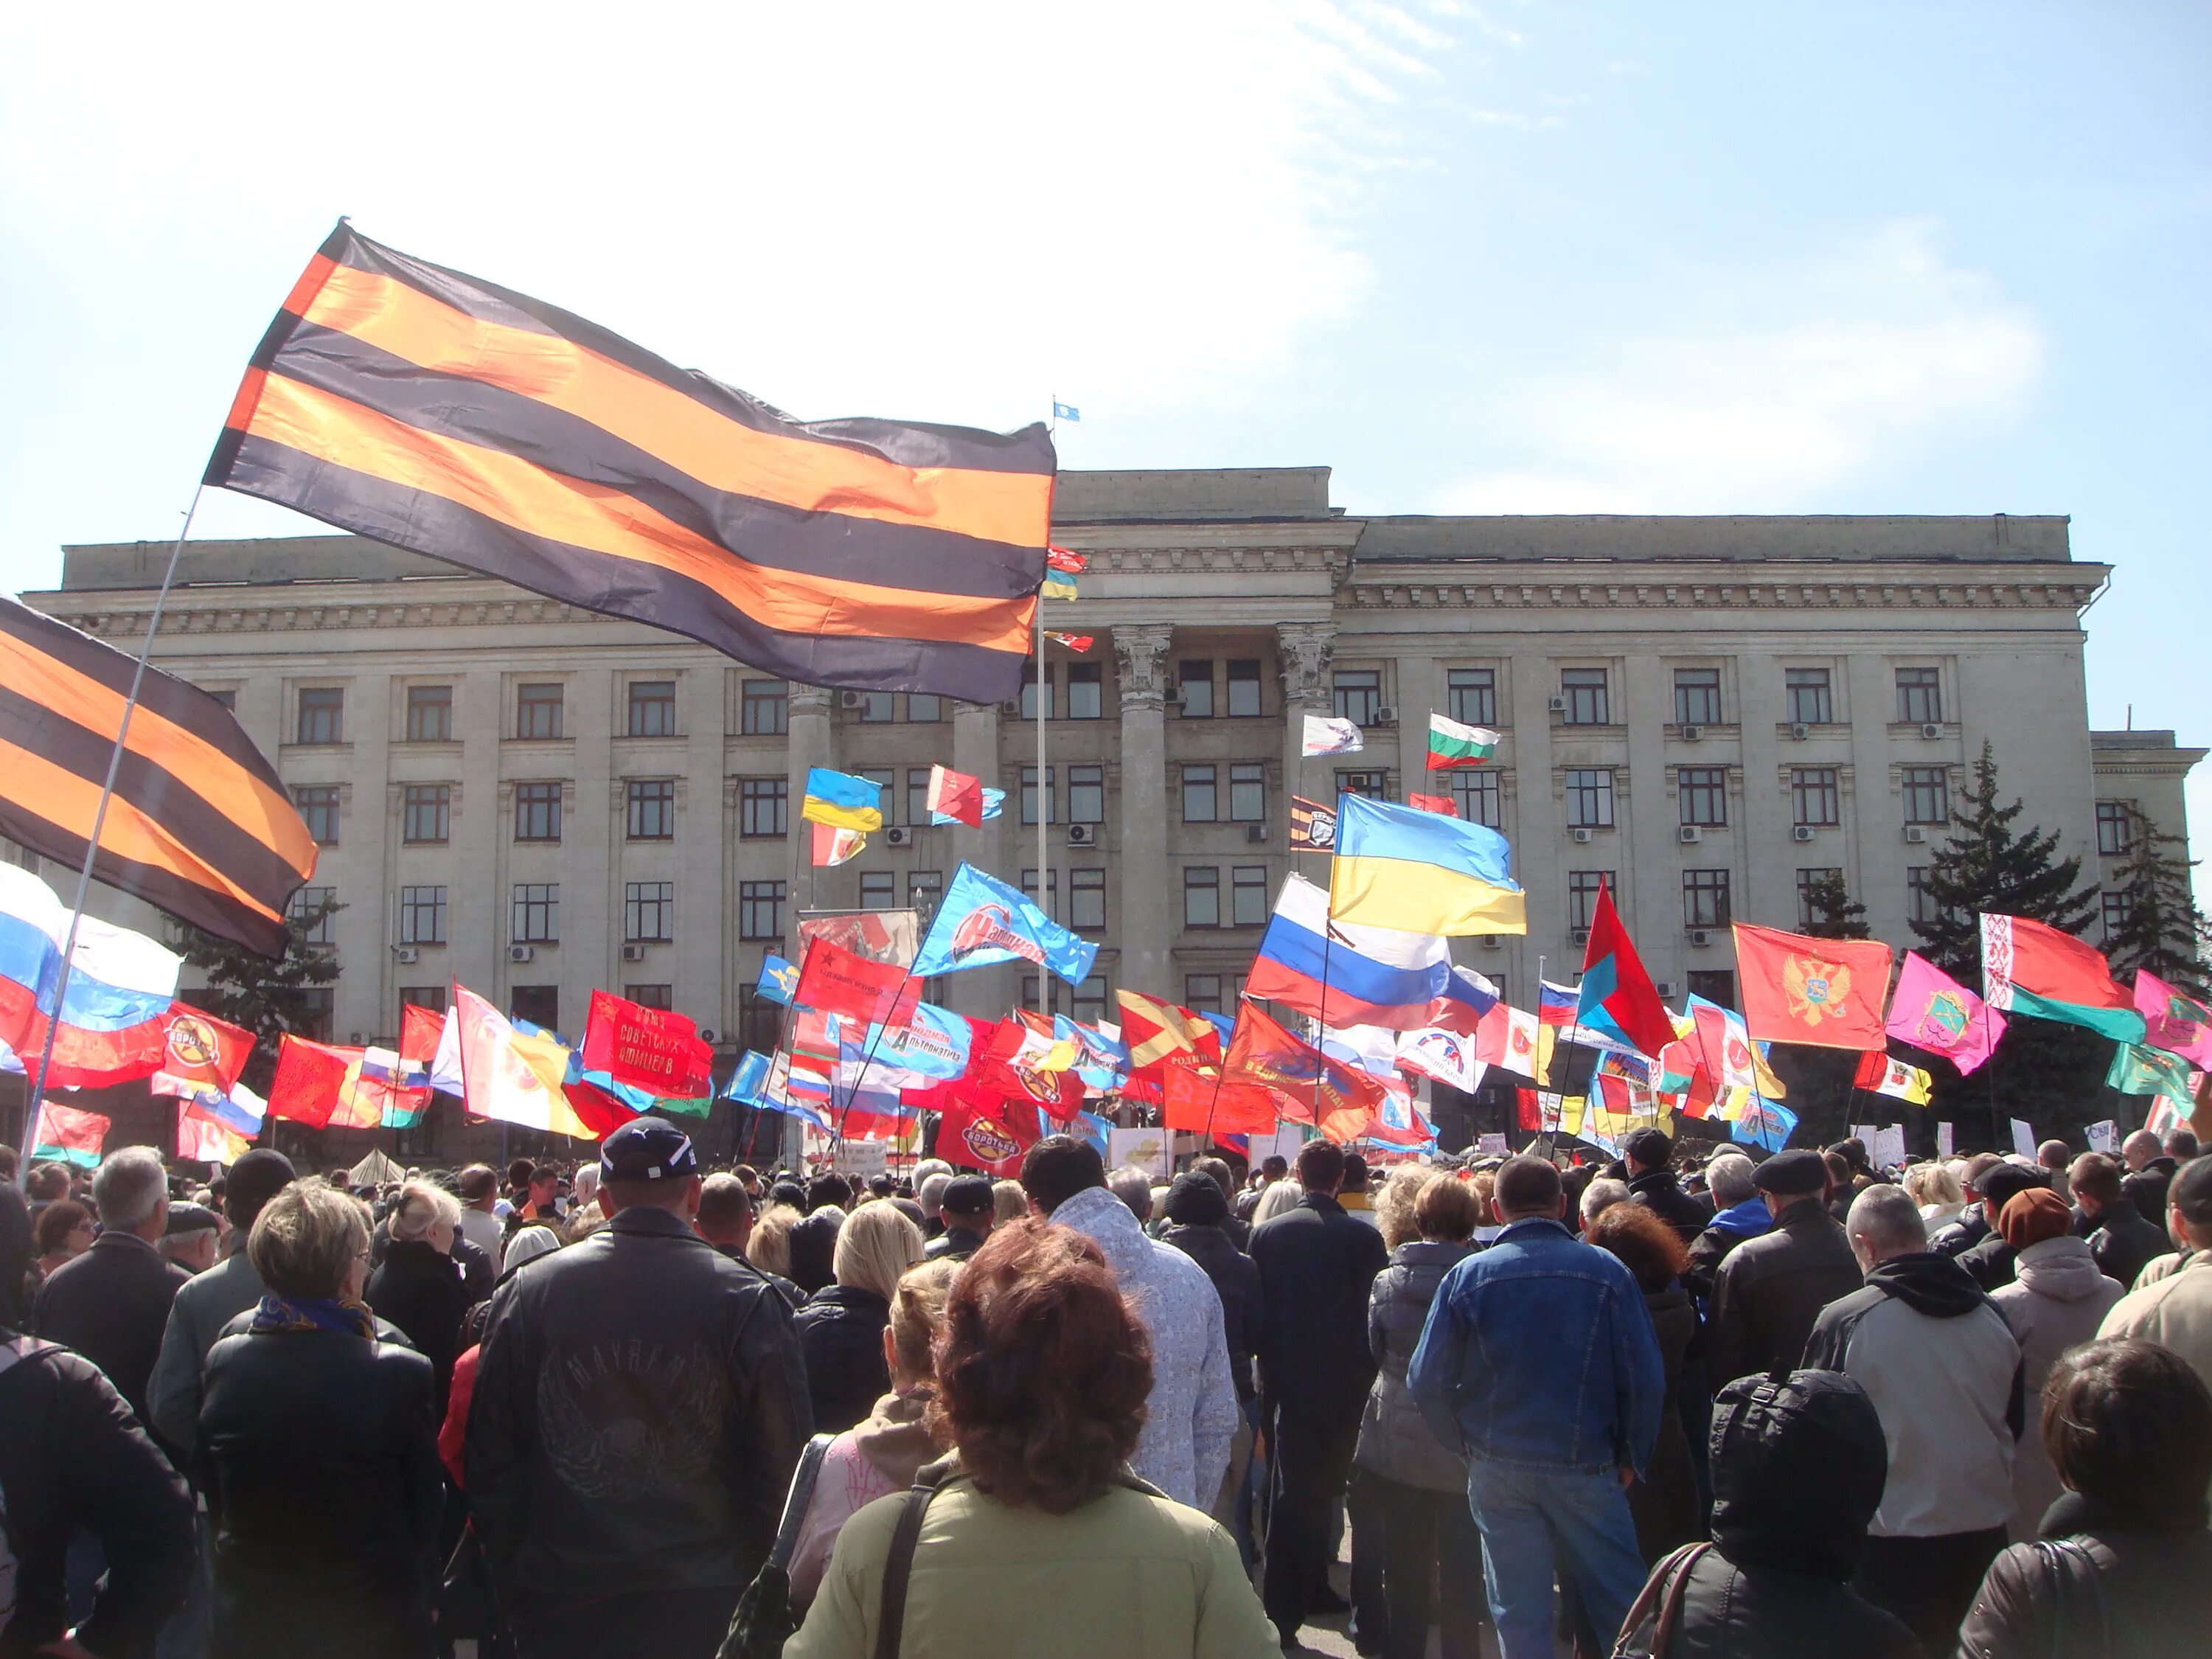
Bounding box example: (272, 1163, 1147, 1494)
(365, 1180, 470, 1412)
(794, 1199, 928, 1433)
(1904, 1159, 1967, 1228)
(748, 1201, 803, 1278)
(1371, 1165, 1439, 1250)
(991, 1178, 1028, 1227)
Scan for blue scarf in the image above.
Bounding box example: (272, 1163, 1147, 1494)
(1708, 1197, 1773, 1239)
(248, 1294, 378, 1340)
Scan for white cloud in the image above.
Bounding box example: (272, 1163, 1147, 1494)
(1444, 221, 2045, 513)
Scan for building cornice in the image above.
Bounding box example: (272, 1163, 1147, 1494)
(1340, 562, 2107, 613)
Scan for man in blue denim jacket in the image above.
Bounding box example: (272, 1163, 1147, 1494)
(1408, 1155, 1665, 1659)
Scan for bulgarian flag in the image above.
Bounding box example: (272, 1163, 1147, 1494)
(1427, 712, 1500, 769)
(1980, 914, 2146, 1043)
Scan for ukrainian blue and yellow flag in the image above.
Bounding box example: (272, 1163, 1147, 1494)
(801, 768, 884, 833)
(1327, 792, 1526, 936)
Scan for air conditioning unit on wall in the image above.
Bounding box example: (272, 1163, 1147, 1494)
(1680, 725, 1703, 742)
(885, 825, 914, 847)
(1921, 723, 1944, 740)
(1792, 825, 1817, 843)
(392, 945, 419, 964)
(1571, 827, 1594, 844)
(1905, 825, 1928, 844)
(622, 943, 646, 962)
(1547, 696, 1568, 714)
(1068, 823, 1096, 846)
(1688, 930, 1712, 948)
(1790, 723, 1811, 741)
(508, 944, 534, 964)
(1678, 825, 1703, 844)
(1372, 706, 1398, 726)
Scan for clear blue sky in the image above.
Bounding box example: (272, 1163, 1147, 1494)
(4, 1, 2206, 827)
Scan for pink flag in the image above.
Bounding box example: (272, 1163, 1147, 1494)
(2134, 970, 2212, 1067)
(1886, 950, 2003, 1076)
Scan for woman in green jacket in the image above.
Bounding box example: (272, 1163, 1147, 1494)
(787, 1217, 1279, 1659)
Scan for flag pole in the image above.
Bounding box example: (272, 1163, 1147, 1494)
(1035, 591, 1048, 1024)
(20, 486, 204, 1160)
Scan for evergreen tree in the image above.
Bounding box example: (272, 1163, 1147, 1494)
(177, 895, 342, 1092)
(2104, 814, 2211, 998)
(1801, 871, 1871, 940)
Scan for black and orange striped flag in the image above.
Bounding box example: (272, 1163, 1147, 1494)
(206, 224, 1056, 701)
(0, 597, 316, 958)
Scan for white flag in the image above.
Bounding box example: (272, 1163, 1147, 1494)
(1301, 714, 1364, 757)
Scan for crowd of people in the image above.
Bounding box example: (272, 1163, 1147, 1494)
(1, 1114, 2210, 1658)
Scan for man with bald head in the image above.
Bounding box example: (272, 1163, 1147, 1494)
(2120, 1128, 2181, 1225)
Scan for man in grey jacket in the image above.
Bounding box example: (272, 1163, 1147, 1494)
(147, 1149, 296, 1454)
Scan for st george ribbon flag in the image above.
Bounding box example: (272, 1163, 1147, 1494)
(0, 596, 317, 958)
(205, 224, 1056, 702)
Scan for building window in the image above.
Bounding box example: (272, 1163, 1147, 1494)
(1907, 866, 1939, 926)
(853, 689, 895, 723)
(904, 768, 931, 829)
(296, 686, 344, 745)
(1333, 669, 1382, 727)
(509, 986, 558, 1031)
(1785, 668, 1832, 726)
(1179, 660, 1214, 718)
(1226, 659, 1262, 718)
(295, 988, 335, 1043)
(512, 883, 560, 945)
(911, 870, 944, 914)
(1450, 770, 1502, 827)
(627, 680, 677, 737)
(402, 784, 451, 845)
(737, 984, 781, 1052)
(1070, 869, 1106, 932)
(1020, 664, 1052, 721)
(1231, 865, 1269, 927)
(1067, 664, 1102, 720)
(907, 693, 943, 723)
(627, 984, 674, 1012)
(1674, 669, 1722, 726)
(1447, 668, 1496, 728)
(1020, 766, 1055, 825)
(1185, 973, 1225, 1015)
(2102, 891, 2132, 942)
(1183, 764, 1218, 822)
(858, 768, 895, 824)
(1683, 869, 1732, 930)
(2096, 801, 2133, 855)
(1902, 765, 1949, 826)
(740, 679, 787, 735)
(1791, 768, 1840, 827)
(740, 880, 786, 941)
(1337, 769, 1389, 800)
(1020, 869, 1060, 918)
(1560, 668, 1610, 726)
(293, 785, 340, 846)
(1565, 768, 1615, 829)
(739, 778, 787, 838)
(1062, 765, 1104, 825)
(288, 886, 336, 947)
(404, 685, 453, 742)
(514, 782, 563, 842)
(625, 779, 675, 840)
(1184, 867, 1221, 928)
(515, 681, 563, 739)
(1896, 667, 1942, 725)
(1797, 867, 1844, 929)
(1229, 763, 1266, 823)
(206, 688, 237, 711)
(622, 880, 672, 942)
(399, 985, 448, 1017)
(1677, 767, 1727, 828)
(859, 872, 896, 911)
(1685, 970, 1736, 1009)
(1073, 973, 1110, 1024)
(1568, 871, 1613, 932)
(399, 884, 447, 945)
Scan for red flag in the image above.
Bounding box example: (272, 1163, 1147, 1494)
(1116, 990, 1222, 1074)
(400, 1003, 445, 1074)
(1579, 882, 1677, 1057)
(793, 939, 920, 1029)
(1407, 792, 1458, 818)
(1515, 1088, 1545, 1133)
(975, 1020, 1085, 1121)
(581, 989, 714, 1098)
(29, 1099, 111, 1166)
(266, 1032, 356, 1128)
(151, 1002, 256, 1097)
(933, 1093, 1039, 1177)
(925, 763, 985, 828)
(810, 821, 866, 866)
(1043, 632, 1093, 653)
(1223, 1000, 1383, 1144)
(1161, 1055, 1279, 1135)
(1733, 923, 1893, 1051)
(1046, 545, 1088, 574)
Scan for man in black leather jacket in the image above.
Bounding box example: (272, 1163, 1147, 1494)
(467, 1119, 811, 1659)
(1706, 1150, 1865, 1387)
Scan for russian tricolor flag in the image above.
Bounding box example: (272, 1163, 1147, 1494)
(1245, 873, 1453, 1032)
(0, 865, 180, 1088)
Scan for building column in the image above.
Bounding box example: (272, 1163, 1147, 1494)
(1277, 622, 1337, 824)
(945, 699, 1006, 1019)
(785, 685, 838, 937)
(1115, 625, 1175, 997)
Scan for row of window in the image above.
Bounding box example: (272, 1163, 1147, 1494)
(1569, 765, 1950, 830)
(1333, 664, 1947, 730)
(294, 678, 714, 748)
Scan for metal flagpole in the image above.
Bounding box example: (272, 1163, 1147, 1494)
(20, 487, 205, 1161)
(1036, 590, 1048, 1023)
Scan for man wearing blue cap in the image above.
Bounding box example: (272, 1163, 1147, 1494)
(468, 1118, 811, 1658)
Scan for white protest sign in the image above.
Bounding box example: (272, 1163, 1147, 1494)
(835, 1139, 889, 1180)
(2085, 1120, 2116, 1153)
(1477, 1133, 1509, 1155)
(2011, 1119, 2037, 1158)
(1936, 1121, 1955, 1159)
(1108, 1126, 1172, 1180)
(1872, 1124, 1907, 1172)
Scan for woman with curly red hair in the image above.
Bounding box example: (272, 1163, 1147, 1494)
(786, 1218, 1278, 1658)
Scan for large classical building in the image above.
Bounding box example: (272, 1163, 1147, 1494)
(15, 467, 2199, 1151)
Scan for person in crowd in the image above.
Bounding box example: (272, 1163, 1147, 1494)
(161, 1201, 223, 1275)
(807, 1172, 855, 1214)
(795, 1198, 928, 1435)
(1586, 1201, 1703, 1562)
(1024, 1136, 1240, 1514)
(2118, 1127, 2179, 1225)
(197, 1180, 443, 1658)
(695, 1169, 759, 1258)
(1952, 1161, 2053, 1292)
(1613, 1368, 1919, 1659)
(1986, 1186, 2125, 1542)
(0, 1144, 30, 1329)
(991, 1176, 1029, 1228)
(1159, 1168, 1264, 1548)
(1802, 1183, 2022, 1653)
(1, 1304, 197, 1657)
(2096, 1153, 2212, 1386)
(748, 1200, 804, 1281)
(1622, 1127, 1712, 1245)
(787, 1258, 960, 1604)
(1933, 1152, 2011, 1256)
(1191, 1155, 1251, 1248)
(29, 1197, 94, 1288)
(364, 1179, 472, 1415)
(785, 1220, 1279, 1659)
(1338, 1153, 1377, 1225)
(1237, 1154, 1292, 1223)
(1249, 1139, 1389, 1648)
(922, 1173, 995, 1262)
(2070, 1150, 2173, 1290)
(1579, 1175, 1630, 1234)
(788, 1186, 847, 1297)
(1705, 1148, 1863, 1387)
(1354, 1167, 1486, 1659)
(2034, 1138, 2073, 1203)
(1250, 1177, 1305, 1227)
(468, 1119, 810, 1658)
(1683, 1152, 1768, 1304)
(1109, 1163, 1157, 1224)
(455, 1164, 507, 1273)
(32, 1144, 189, 1427)
(1958, 1338, 2212, 1657)
(506, 1161, 564, 1236)
(915, 1170, 952, 1239)
(1905, 1158, 1968, 1228)
(1408, 1155, 1662, 1659)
